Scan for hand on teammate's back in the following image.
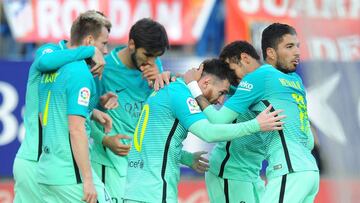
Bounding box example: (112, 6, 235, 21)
(256, 105, 286, 132)
(82, 179, 97, 203)
(191, 151, 209, 174)
(91, 109, 113, 133)
(153, 71, 177, 91)
(100, 92, 119, 110)
(102, 135, 132, 156)
(90, 47, 105, 80)
(183, 63, 204, 84)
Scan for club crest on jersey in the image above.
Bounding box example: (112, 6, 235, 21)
(187, 97, 201, 114)
(238, 81, 253, 91)
(41, 48, 54, 55)
(78, 87, 90, 106)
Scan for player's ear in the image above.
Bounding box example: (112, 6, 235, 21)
(128, 39, 136, 52)
(240, 53, 250, 65)
(266, 47, 276, 61)
(83, 35, 94, 46)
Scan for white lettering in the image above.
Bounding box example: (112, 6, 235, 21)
(62, 0, 87, 39)
(157, 2, 182, 40)
(350, 0, 360, 18)
(238, 0, 260, 14)
(337, 36, 360, 62)
(308, 37, 338, 61)
(0, 82, 19, 146)
(263, 0, 289, 17)
(109, 0, 130, 38)
(133, 0, 151, 22)
(37, 0, 62, 38)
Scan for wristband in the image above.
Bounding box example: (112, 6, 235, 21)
(187, 81, 203, 98)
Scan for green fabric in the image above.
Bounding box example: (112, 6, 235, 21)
(203, 105, 239, 124)
(17, 40, 94, 162)
(188, 118, 260, 143)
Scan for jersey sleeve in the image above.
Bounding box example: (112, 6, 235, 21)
(66, 63, 95, 117)
(169, 85, 206, 129)
(155, 57, 164, 73)
(35, 44, 95, 72)
(224, 70, 266, 113)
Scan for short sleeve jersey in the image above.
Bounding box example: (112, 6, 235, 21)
(124, 79, 206, 202)
(224, 64, 318, 179)
(90, 46, 163, 176)
(37, 60, 96, 185)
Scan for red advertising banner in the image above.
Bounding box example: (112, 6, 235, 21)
(225, 0, 360, 61)
(3, 0, 215, 45)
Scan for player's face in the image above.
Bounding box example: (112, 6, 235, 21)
(131, 47, 162, 69)
(93, 26, 109, 55)
(203, 79, 230, 105)
(274, 34, 300, 73)
(227, 59, 246, 82)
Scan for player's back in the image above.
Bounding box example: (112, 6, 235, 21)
(249, 65, 318, 178)
(125, 80, 192, 202)
(38, 60, 96, 185)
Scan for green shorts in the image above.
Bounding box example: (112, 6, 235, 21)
(13, 157, 43, 203)
(261, 170, 319, 203)
(38, 171, 111, 203)
(205, 171, 265, 203)
(92, 161, 126, 203)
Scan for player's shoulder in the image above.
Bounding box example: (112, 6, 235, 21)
(36, 43, 61, 56)
(63, 60, 92, 78)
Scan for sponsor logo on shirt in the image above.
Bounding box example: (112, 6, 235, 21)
(41, 48, 53, 55)
(238, 81, 253, 91)
(187, 97, 201, 114)
(78, 87, 90, 106)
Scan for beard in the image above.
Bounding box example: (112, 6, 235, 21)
(131, 52, 140, 70)
(275, 61, 296, 74)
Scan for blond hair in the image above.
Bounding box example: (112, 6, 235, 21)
(70, 10, 112, 45)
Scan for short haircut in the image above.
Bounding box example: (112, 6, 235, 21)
(129, 18, 169, 56)
(219, 40, 260, 64)
(261, 23, 297, 60)
(202, 59, 238, 86)
(70, 10, 112, 45)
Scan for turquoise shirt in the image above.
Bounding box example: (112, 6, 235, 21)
(90, 46, 163, 176)
(16, 40, 94, 161)
(38, 60, 97, 185)
(124, 79, 206, 202)
(224, 64, 318, 179)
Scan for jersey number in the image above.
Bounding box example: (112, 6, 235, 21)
(133, 104, 150, 152)
(291, 93, 310, 133)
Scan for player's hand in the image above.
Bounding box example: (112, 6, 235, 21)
(91, 109, 112, 133)
(90, 47, 105, 80)
(183, 64, 204, 84)
(82, 179, 97, 203)
(256, 105, 286, 132)
(190, 151, 209, 174)
(100, 92, 119, 110)
(102, 135, 131, 156)
(140, 63, 159, 88)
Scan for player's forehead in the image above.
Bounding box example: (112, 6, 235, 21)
(277, 34, 299, 47)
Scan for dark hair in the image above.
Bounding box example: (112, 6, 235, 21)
(70, 10, 112, 45)
(129, 18, 169, 56)
(219, 40, 260, 64)
(202, 59, 238, 86)
(261, 23, 297, 60)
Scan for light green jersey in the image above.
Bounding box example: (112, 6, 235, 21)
(90, 46, 163, 176)
(38, 60, 97, 185)
(16, 40, 94, 161)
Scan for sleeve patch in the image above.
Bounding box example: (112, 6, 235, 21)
(187, 97, 201, 114)
(78, 87, 91, 106)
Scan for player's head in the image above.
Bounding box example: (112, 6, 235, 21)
(198, 59, 237, 105)
(220, 40, 261, 80)
(70, 10, 112, 55)
(261, 23, 300, 73)
(128, 18, 169, 69)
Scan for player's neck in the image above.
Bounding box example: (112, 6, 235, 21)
(118, 47, 137, 69)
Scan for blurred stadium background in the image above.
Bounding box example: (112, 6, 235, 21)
(0, 0, 359, 202)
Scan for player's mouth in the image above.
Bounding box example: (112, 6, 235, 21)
(292, 58, 300, 66)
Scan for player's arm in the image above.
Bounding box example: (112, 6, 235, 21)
(33, 44, 95, 72)
(90, 121, 131, 156)
(68, 116, 97, 203)
(180, 150, 209, 173)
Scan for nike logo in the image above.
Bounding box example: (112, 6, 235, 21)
(115, 88, 126, 93)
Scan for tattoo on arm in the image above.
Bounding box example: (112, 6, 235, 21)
(195, 95, 211, 110)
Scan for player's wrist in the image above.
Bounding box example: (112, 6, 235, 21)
(187, 81, 203, 98)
